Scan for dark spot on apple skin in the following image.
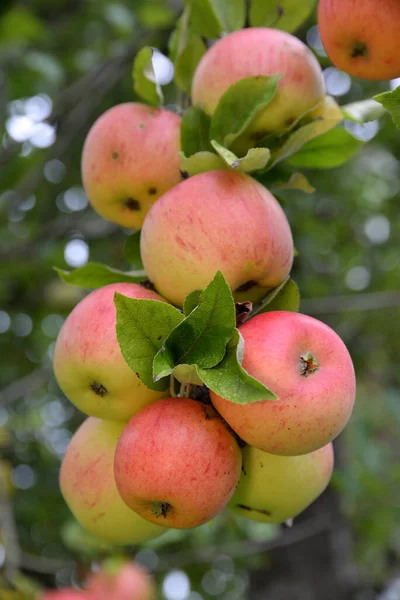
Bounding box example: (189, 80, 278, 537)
(350, 41, 368, 59)
(284, 117, 296, 128)
(91, 381, 108, 396)
(151, 501, 172, 518)
(138, 122, 146, 129)
(112, 151, 119, 159)
(180, 169, 189, 180)
(124, 198, 141, 211)
(139, 279, 156, 291)
(236, 504, 271, 516)
(157, 335, 162, 340)
(236, 280, 257, 293)
(148, 187, 157, 195)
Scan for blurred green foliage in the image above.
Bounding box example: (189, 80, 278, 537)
(0, 0, 399, 598)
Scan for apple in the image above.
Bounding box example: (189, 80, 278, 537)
(40, 591, 86, 600)
(60, 417, 165, 545)
(318, 0, 400, 80)
(229, 442, 334, 524)
(211, 311, 356, 455)
(191, 28, 325, 138)
(140, 170, 294, 307)
(114, 398, 242, 529)
(87, 563, 155, 600)
(81, 103, 181, 229)
(53, 283, 167, 421)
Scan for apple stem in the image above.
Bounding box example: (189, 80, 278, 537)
(299, 352, 319, 377)
(179, 383, 192, 398)
(170, 374, 177, 397)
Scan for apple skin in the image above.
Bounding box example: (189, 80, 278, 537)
(40, 590, 86, 600)
(318, 0, 400, 80)
(140, 171, 294, 307)
(53, 283, 167, 421)
(211, 311, 356, 456)
(114, 398, 242, 529)
(229, 442, 334, 524)
(81, 103, 181, 229)
(60, 417, 165, 545)
(87, 563, 155, 600)
(191, 28, 325, 136)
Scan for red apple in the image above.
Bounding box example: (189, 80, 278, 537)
(114, 398, 242, 529)
(87, 563, 155, 600)
(318, 0, 400, 80)
(81, 103, 181, 229)
(140, 170, 294, 307)
(40, 590, 86, 600)
(211, 311, 356, 455)
(60, 418, 165, 545)
(53, 283, 167, 421)
(192, 28, 325, 135)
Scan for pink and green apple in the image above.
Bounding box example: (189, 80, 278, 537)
(140, 170, 294, 307)
(53, 283, 167, 421)
(60, 417, 165, 545)
(81, 103, 181, 229)
(211, 311, 355, 455)
(192, 28, 325, 136)
(114, 398, 242, 529)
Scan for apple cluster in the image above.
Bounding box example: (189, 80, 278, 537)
(53, 26, 357, 547)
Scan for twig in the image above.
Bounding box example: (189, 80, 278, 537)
(300, 290, 400, 315)
(20, 552, 75, 575)
(0, 468, 21, 579)
(0, 367, 51, 407)
(156, 515, 333, 570)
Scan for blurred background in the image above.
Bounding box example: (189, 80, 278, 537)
(0, 0, 399, 598)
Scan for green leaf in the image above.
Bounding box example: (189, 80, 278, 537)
(114, 294, 184, 391)
(175, 33, 206, 92)
(137, 4, 176, 29)
(124, 231, 143, 270)
(374, 86, 400, 129)
(190, 0, 246, 37)
(180, 105, 212, 157)
(198, 330, 277, 404)
(342, 98, 386, 123)
(183, 289, 203, 315)
(170, 7, 206, 92)
(270, 96, 344, 167)
(54, 264, 146, 289)
(210, 76, 280, 149)
(133, 46, 163, 106)
(211, 140, 270, 172)
(250, 0, 316, 33)
(253, 278, 300, 316)
(153, 271, 236, 380)
(180, 151, 227, 176)
(273, 172, 315, 193)
(287, 127, 364, 169)
(0, 7, 47, 45)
